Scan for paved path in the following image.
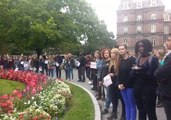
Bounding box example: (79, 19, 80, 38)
(60, 69, 166, 120)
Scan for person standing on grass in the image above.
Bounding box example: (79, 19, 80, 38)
(118, 44, 136, 120)
(155, 34, 171, 120)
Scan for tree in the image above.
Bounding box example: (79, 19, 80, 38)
(0, 0, 116, 56)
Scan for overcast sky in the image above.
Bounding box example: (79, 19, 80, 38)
(85, 0, 171, 36)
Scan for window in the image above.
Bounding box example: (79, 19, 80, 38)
(151, 14, 156, 20)
(123, 16, 128, 22)
(150, 0, 157, 6)
(136, 2, 142, 8)
(123, 2, 129, 10)
(137, 15, 142, 21)
(151, 24, 156, 33)
(137, 26, 142, 33)
(152, 38, 156, 46)
(124, 39, 128, 45)
(124, 27, 128, 34)
(164, 13, 170, 21)
(164, 26, 169, 34)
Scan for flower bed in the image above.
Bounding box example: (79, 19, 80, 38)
(0, 69, 72, 120)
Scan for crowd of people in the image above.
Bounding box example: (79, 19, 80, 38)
(82, 37, 171, 120)
(0, 54, 64, 78)
(0, 35, 171, 120)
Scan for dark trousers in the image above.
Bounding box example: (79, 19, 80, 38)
(91, 69, 97, 90)
(134, 85, 157, 120)
(56, 66, 61, 78)
(97, 79, 102, 98)
(109, 84, 125, 116)
(78, 66, 85, 82)
(44, 67, 48, 76)
(85, 67, 91, 80)
(162, 97, 171, 120)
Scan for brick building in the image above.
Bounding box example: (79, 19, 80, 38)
(117, 0, 171, 52)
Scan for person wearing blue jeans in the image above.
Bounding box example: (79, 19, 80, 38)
(118, 44, 137, 120)
(68, 66, 74, 80)
(121, 89, 136, 120)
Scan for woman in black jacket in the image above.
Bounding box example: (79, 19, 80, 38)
(107, 48, 125, 120)
(131, 39, 158, 120)
(118, 44, 136, 120)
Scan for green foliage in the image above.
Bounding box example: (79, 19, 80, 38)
(0, 0, 116, 55)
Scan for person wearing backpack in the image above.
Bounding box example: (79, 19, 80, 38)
(131, 39, 159, 120)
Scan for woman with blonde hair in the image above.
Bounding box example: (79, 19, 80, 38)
(106, 48, 125, 120)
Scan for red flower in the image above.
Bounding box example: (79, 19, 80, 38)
(0, 69, 48, 114)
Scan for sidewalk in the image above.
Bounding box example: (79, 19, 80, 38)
(61, 69, 166, 120)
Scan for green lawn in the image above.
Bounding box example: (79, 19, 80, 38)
(59, 82, 94, 120)
(0, 79, 25, 95)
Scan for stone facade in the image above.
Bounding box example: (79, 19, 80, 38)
(117, 0, 171, 52)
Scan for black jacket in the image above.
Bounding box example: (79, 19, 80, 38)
(155, 52, 171, 98)
(118, 56, 136, 88)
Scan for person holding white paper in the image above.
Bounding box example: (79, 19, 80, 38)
(106, 48, 125, 120)
(100, 48, 111, 115)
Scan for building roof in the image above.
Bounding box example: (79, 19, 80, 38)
(118, 0, 164, 11)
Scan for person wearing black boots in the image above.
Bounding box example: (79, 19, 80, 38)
(107, 48, 125, 120)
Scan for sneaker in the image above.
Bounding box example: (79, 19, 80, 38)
(101, 109, 109, 115)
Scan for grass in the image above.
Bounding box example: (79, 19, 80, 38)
(59, 82, 94, 120)
(0, 79, 25, 95)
